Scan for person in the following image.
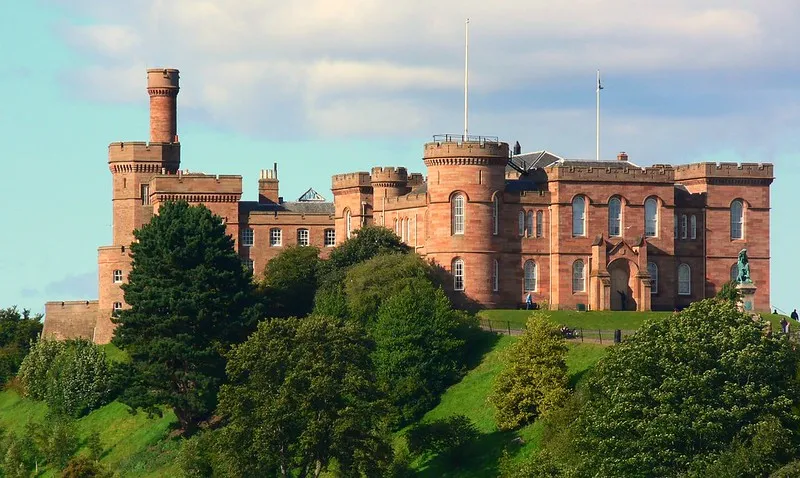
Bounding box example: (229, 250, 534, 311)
(525, 293, 533, 310)
(780, 317, 788, 334)
(774, 309, 779, 314)
(792, 309, 799, 321)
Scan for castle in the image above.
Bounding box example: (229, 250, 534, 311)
(42, 68, 774, 344)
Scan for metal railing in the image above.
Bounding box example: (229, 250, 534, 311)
(432, 134, 500, 144)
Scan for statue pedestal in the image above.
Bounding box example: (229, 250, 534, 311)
(736, 282, 757, 313)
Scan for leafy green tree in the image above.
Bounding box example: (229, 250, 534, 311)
(489, 314, 570, 431)
(61, 455, 113, 478)
(259, 245, 321, 318)
(2, 435, 28, 478)
(0, 306, 43, 385)
(569, 299, 800, 477)
(18, 339, 65, 400)
(716, 280, 742, 303)
(372, 279, 467, 425)
(112, 201, 258, 432)
(216, 315, 392, 477)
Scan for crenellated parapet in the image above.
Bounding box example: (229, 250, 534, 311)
(674, 162, 774, 185)
(108, 142, 180, 173)
(423, 136, 509, 167)
(371, 167, 408, 186)
(547, 163, 675, 183)
(384, 191, 427, 209)
(331, 172, 372, 192)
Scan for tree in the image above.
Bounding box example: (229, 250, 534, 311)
(569, 299, 800, 477)
(0, 306, 43, 385)
(259, 245, 321, 318)
(112, 201, 258, 432)
(716, 280, 742, 304)
(489, 314, 570, 431)
(216, 315, 392, 477)
(372, 279, 467, 425)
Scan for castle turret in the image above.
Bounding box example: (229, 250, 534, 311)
(331, 172, 373, 243)
(423, 135, 509, 307)
(147, 69, 180, 143)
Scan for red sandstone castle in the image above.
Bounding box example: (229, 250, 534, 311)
(43, 69, 773, 343)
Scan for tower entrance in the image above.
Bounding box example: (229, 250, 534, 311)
(609, 259, 636, 311)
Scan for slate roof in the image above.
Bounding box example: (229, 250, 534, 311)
(240, 201, 334, 215)
(549, 159, 643, 169)
(506, 151, 563, 174)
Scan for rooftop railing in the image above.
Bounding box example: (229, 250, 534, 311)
(432, 134, 500, 144)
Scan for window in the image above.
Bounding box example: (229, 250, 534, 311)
(518, 211, 525, 236)
(526, 211, 534, 237)
(572, 259, 586, 292)
(324, 229, 336, 247)
(731, 200, 744, 240)
(644, 197, 658, 237)
(112, 302, 123, 316)
(524, 260, 537, 292)
(608, 197, 622, 237)
(345, 209, 352, 239)
(536, 211, 543, 238)
(647, 262, 658, 295)
(112, 270, 123, 283)
(680, 214, 688, 239)
(244, 258, 254, 273)
(678, 263, 691, 295)
(453, 258, 464, 291)
(572, 196, 586, 236)
(297, 228, 309, 246)
(269, 228, 282, 247)
(492, 259, 499, 292)
(674, 212, 678, 239)
(492, 195, 500, 235)
(241, 228, 254, 247)
(730, 263, 738, 282)
(452, 194, 465, 235)
(690, 215, 697, 240)
(141, 184, 150, 205)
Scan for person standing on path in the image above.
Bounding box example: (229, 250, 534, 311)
(792, 309, 799, 321)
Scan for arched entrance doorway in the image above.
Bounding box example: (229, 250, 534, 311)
(609, 259, 637, 311)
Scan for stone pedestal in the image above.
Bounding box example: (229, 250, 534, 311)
(736, 282, 757, 313)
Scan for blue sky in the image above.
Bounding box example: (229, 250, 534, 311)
(1, 0, 799, 314)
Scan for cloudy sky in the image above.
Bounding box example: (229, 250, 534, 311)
(1, 0, 798, 314)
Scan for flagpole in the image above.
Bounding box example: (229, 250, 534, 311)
(596, 69, 600, 162)
(464, 18, 469, 140)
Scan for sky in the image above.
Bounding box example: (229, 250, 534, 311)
(1, 0, 799, 315)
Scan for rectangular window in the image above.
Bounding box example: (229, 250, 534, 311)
(492, 260, 499, 292)
(680, 215, 688, 239)
(453, 260, 464, 291)
(112, 302, 123, 316)
(536, 211, 543, 238)
(270, 228, 282, 247)
(324, 229, 336, 247)
(241, 228, 254, 247)
(245, 258, 254, 273)
(141, 184, 150, 205)
(690, 215, 697, 240)
(112, 270, 123, 283)
(297, 229, 309, 246)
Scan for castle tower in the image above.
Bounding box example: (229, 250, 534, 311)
(423, 135, 509, 307)
(331, 172, 373, 243)
(96, 68, 182, 344)
(371, 167, 409, 226)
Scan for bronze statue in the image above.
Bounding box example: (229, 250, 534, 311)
(736, 248, 752, 283)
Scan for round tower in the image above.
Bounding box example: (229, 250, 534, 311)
(147, 68, 180, 143)
(423, 135, 509, 307)
(371, 167, 409, 199)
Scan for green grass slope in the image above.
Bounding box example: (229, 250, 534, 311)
(480, 309, 672, 330)
(0, 390, 180, 477)
(406, 335, 607, 477)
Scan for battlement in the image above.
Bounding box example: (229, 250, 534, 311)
(547, 163, 675, 183)
(108, 142, 180, 171)
(331, 172, 372, 190)
(384, 192, 427, 208)
(424, 136, 509, 160)
(408, 173, 425, 187)
(371, 167, 408, 184)
(150, 173, 243, 201)
(674, 162, 774, 181)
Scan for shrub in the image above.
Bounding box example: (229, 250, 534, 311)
(406, 415, 479, 468)
(17, 339, 64, 400)
(61, 456, 113, 478)
(489, 314, 570, 430)
(716, 280, 742, 303)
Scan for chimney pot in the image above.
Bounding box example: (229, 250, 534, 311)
(617, 152, 629, 161)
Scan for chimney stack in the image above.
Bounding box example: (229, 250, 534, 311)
(617, 151, 629, 162)
(147, 68, 180, 143)
(258, 163, 279, 204)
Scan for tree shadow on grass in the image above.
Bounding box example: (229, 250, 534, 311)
(568, 367, 591, 389)
(463, 330, 501, 372)
(415, 429, 523, 478)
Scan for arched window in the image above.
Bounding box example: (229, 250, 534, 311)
(345, 209, 352, 239)
(394, 218, 399, 236)
(536, 210, 544, 238)
(730, 263, 738, 282)
(492, 195, 500, 235)
(524, 260, 537, 292)
(644, 197, 658, 237)
(572, 196, 586, 236)
(690, 215, 697, 240)
(526, 211, 534, 237)
(647, 262, 658, 295)
(572, 259, 585, 292)
(731, 200, 744, 240)
(608, 197, 622, 237)
(680, 214, 687, 239)
(492, 259, 499, 292)
(404, 218, 410, 243)
(452, 194, 465, 235)
(452, 258, 465, 291)
(518, 211, 525, 236)
(678, 263, 691, 296)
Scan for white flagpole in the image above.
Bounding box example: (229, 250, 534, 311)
(596, 69, 600, 161)
(464, 18, 469, 140)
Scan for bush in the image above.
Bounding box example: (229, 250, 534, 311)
(489, 314, 570, 430)
(61, 456, 113, 478)
(406, 415, 479, 468)
(18, 339, 112, 417)
(25, 414, 80, 471)
(716, 280, 742, 303)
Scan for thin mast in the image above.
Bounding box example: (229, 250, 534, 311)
(464, 18, 469, 140)
(596, 69, 602, 161)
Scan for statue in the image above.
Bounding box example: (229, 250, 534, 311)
(736, 248, 752, 284)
